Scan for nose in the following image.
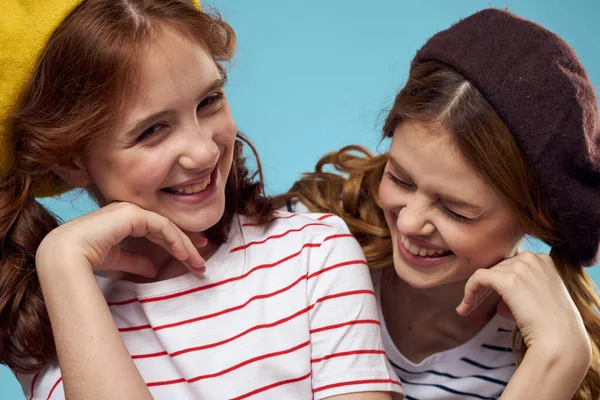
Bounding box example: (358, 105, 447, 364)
(395, 194, 435, 237)
(177, 124, 219, 170)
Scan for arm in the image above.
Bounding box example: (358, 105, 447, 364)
(499, 345, 590, 399)
(457, 252, 591, 400)
(36, 202, 205, 400)
(36, 254, 153, 400)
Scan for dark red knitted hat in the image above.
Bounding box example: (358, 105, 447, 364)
(413, 8, 600, 266)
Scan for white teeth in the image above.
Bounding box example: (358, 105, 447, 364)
(401, 235, 448, 258)
(173, 176, 211, 195)
(424, 248, 436, 256)
(409, 244, 420, 256)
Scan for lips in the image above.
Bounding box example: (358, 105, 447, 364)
(169, 175, 211, 195)
(162, 167, 216, 195)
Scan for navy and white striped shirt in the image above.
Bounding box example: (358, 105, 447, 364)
(374, 272, 516, 400)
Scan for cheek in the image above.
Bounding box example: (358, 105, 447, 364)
(378, 180, 398, 226)
(90, 150, 167, 200)
(445, 222, 519, 268)
(378, 179, 400, 213)
(215, 104, 237, 146)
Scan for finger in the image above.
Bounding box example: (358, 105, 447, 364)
(135, 212, 189, 261)
(496, 300, 515, 320)
(177, 230, 206, 270)
(456, 286, 494, 316)
(459, 286, 495, 316)
(187, 232, 209, 248)
(112, 250, 158, 278)
(116, 205, 205, 271)
(145, 224, 205, 269)
(457, 269, 512, 316)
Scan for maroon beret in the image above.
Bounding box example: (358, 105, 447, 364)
(413, 8, 600, 266)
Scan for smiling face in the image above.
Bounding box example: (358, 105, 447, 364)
(77, 26, 237, 233)
(378, 120, 523, 289)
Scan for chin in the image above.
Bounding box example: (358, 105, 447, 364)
(176, 201, 227, 233)
(391, 253, 467, 290)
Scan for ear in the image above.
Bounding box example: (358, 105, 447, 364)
(53, 157, 91, 188)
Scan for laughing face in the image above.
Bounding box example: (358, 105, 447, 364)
(77, 26, 236, 233)
(378, 120, 522, 289)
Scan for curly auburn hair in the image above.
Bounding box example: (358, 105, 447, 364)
(0, 0, 274, 373)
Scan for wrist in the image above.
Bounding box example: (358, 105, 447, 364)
(526, 338, 591, 375)
(36, 236, 92, 279)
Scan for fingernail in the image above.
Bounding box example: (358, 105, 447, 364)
(193, 267, 206, 279)
(195, 237, 209, 247)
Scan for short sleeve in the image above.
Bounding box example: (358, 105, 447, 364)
(17, 365, 64, 400)
(305, 215, 404, 399)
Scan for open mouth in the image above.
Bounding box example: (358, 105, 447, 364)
(163, 175, 211, 195)
(401, 235, 453, 258)
(161, 168, 217, 196)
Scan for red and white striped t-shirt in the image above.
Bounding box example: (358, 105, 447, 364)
(18, 212, 403, 399)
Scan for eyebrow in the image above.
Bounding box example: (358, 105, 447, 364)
(387, 155, 484, 214)
(125, 77, 227, 137)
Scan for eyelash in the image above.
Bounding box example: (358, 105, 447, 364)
(385, 171, 471, 223)
(137, 92, 224, 141)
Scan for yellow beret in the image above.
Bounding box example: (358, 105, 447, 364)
(0, 0, 201, 198)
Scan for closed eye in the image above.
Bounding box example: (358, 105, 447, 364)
(386, 171, 415, 190)
(440, 205, 471, 223)
(386, 171, 473, 223)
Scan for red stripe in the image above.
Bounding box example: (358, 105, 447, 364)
(46, 377, 62, 400)
(230, 371, 312, 400)
(132, 350, 168, 360)
(230, 222, 329, 253)
(313, 378, 403, 393)
(323, 233, 353, 242)
(147, 378, 186, 387)
(242, 214, 298, 227)
(312, 349, 386, 364)
(119, 324, 152, 333)
(194, 340, 310, 382)
(119, 259, 367, 333)
(156, 275, 307, 331)
(146, 341, 311, 387)
(107, 298, 138, 306)
(108, 233, 353, 306)
(130, 290, 373, 359)
(313, 290, 374, 305)
(318, 214, 336, 220)
(29, 371, 40, 400)
(128, 274, 307, 333)
(169, 307, 310, 357)
(310, 319, 380, 334)
(307, 259, 367, 280)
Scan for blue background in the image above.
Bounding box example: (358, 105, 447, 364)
(2, 0, 599, 397)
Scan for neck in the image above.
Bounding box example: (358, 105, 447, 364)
(381, 268, 499, 363)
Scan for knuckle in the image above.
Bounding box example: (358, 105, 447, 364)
(518, 250, 537, 262)
(536, 253, 553, 264)
(117, 201, 138, 213)
(470, 268, 486, 281)
(505, 272, 519, 287)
